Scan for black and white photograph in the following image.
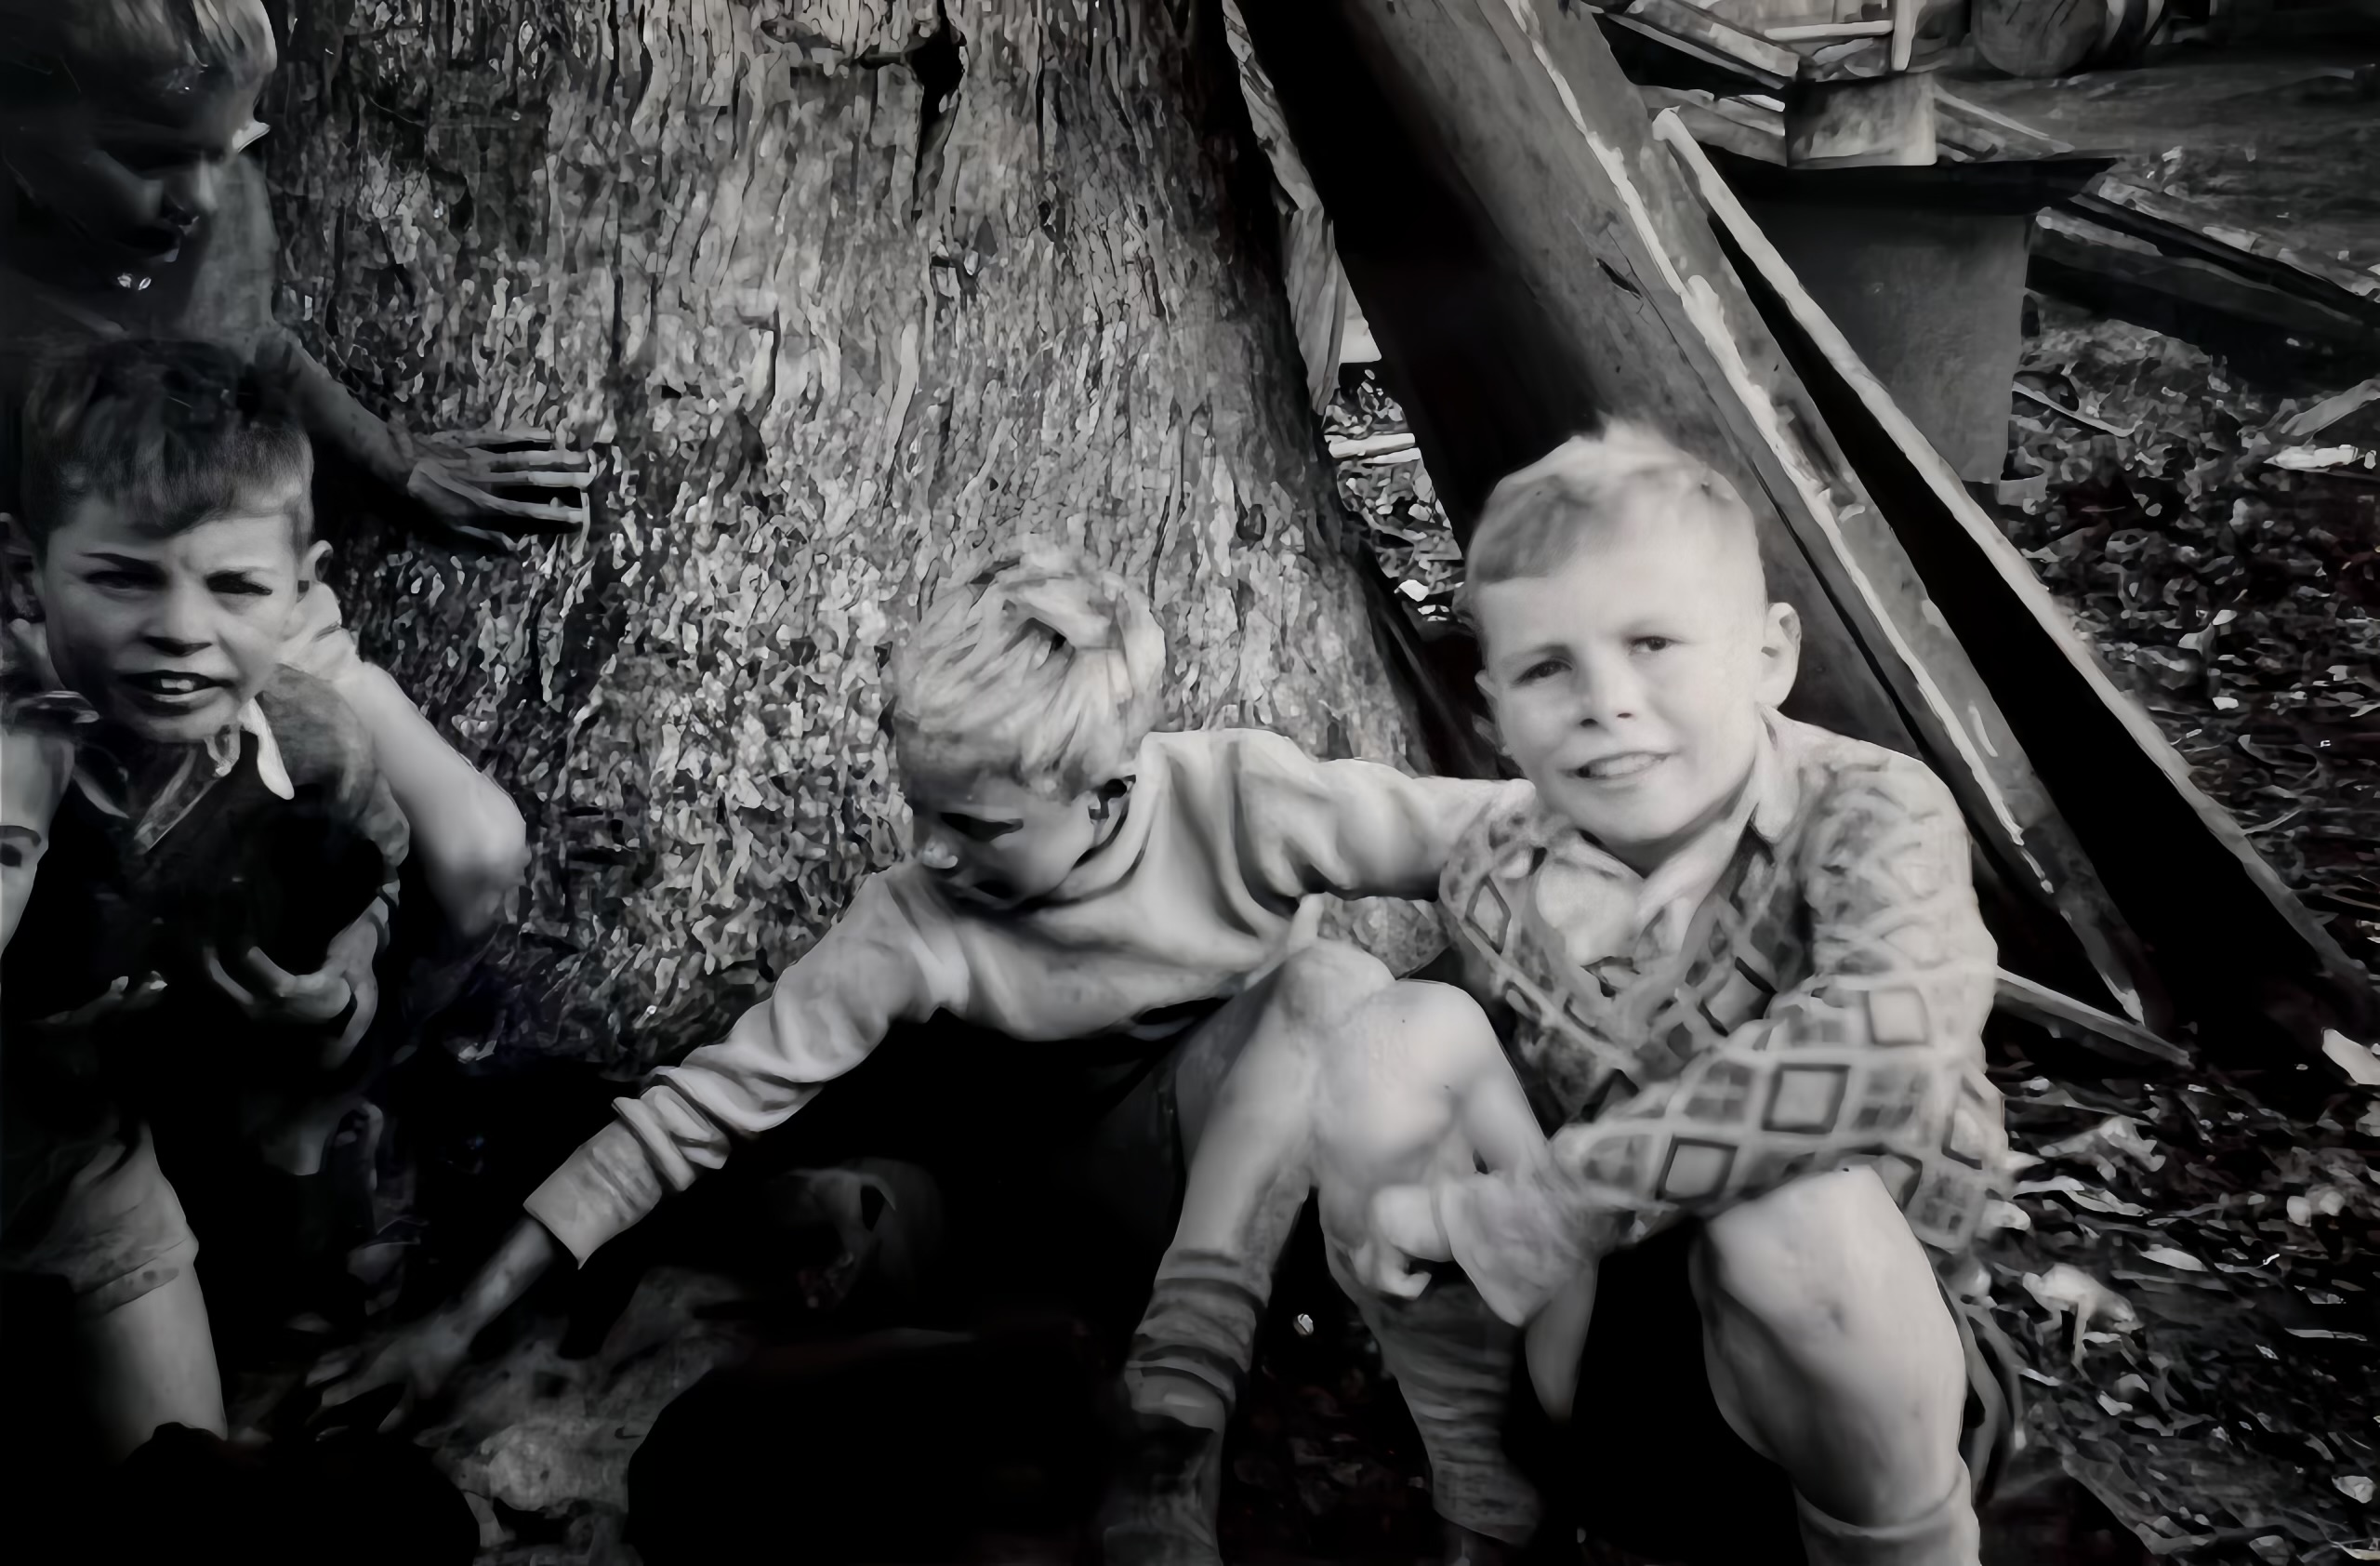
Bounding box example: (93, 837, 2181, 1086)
(2, 1, 2377, 1562)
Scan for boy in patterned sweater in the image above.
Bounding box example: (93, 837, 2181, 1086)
(1114, 424, 2010, 1566)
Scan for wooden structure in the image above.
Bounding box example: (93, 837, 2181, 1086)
(1242, 0, 2377, 1076)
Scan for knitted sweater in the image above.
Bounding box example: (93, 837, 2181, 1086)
(524, 729, 1522, 1265)
(1431, 714, 2008, 1324)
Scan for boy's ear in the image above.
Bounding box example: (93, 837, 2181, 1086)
(300, 538, 333, 588)
(1756, 602, 1803, 708)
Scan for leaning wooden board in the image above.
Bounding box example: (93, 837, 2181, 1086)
(1241, 0, 2165, 1032)
(1657, 111, 2380, 1074)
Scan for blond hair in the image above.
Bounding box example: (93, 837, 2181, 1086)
(1458, 420, 1764, 619)
(891, 542, 1167, 796)
(0, 0, 276, 105)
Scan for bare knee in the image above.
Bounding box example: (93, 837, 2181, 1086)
(1270, 939, 1396, 1029)
(1699, 1166, 1946, 1351)
(1693, 1167, 1964, 1515)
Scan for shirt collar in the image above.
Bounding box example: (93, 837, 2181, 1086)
(72, 697, 291, 854)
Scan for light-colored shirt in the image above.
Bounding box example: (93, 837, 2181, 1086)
(524, 729, 1527, 1265)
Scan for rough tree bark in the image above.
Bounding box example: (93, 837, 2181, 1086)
(260, 0, 1438, 1076)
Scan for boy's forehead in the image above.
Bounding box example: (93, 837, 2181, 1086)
(53, 492, 299, 560)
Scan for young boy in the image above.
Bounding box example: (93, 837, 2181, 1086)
(1114, 424, 2012, 1566)
(318, 542, 1544, 1556)
(0, 338, 407, 1462)
(1, 0, 539, 961)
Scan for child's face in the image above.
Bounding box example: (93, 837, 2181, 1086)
(1474, 516, 1799, 874)
(900, 762, 1107, 913)
(3, 69, 268, 270)
(32, 495, 305, 746)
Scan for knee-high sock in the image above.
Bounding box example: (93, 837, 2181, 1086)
(1107, 1164, 1311, 1565)
(1796, 1462, 1981, 1566)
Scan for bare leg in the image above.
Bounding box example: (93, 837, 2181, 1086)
(79, 1268, 229, 1464)
(1691, 1166, 1977, 1566)
(1106, 943, 1393, 1565)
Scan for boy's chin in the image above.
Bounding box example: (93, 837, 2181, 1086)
(109, 693, 245, 746)
(1537, 784, 1715, 862)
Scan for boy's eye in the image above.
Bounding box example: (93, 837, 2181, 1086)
(105, 142, 201, 177)
(1516, 659, 1566, 684)
(941, 812, 1020, 843)
(207, 573, 272, 597)
(1632, 636, 1676, 655)
(89, 568, 157, 591)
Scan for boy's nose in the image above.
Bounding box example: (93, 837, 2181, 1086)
(160, 162, 222, 224)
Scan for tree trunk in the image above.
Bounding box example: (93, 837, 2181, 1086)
(262, 0, 1435, 1076)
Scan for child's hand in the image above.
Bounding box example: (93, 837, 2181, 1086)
(204, 913, 380, 1065)
(1349, 1183, 1455, 1300)
(396, 427, 595, 550)
(33, 973, 171, 1029)
(305, 1314, 475, 1436)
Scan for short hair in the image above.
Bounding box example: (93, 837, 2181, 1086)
(0, 0, 276, 110)
(1457, 420, 1765, 621)
(891, 541, 1167, 797)
(20, 337, 314, 555)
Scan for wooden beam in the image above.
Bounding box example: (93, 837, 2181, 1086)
(1783, 72, 1937, 168)
(1243, 0, 2166, 1029)
(1659, 113, 2380, 1074)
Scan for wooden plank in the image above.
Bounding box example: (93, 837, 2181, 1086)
(1994, 971, 2191, 1068)
(1606, 0, 1803, 87)
(1783, 72, 1937, 168)
(1243, 0, 2168, 1029)
(2070, 182, 2380, 317)
(2030, 210, 2380, 380)
(1659, 113, 2380, 1073)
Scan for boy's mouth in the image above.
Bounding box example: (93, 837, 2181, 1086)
(119, 670, 227, 711)
(1571, 751, 1668, 783)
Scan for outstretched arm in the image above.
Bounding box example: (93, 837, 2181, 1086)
(315, 871, 965, 1427)
(1432, 759, 2006, 1327)
(249, 329, 593, 551)
(1220, 730, 1530, 909)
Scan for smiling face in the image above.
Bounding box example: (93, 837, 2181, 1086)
(32, 494, 305, 745)
(2, 64, 269, 272)
(898, 760, 1112, 914)
(1473, 512, 1799, 875)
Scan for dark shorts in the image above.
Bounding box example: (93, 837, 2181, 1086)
(1505, 1223, 2014, 1566)
(0, 1117, 200, 1317)
(640, 975, 1278, 1344)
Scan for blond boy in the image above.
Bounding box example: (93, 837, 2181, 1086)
(319, 540, 1528, 1540)
(1115, 424, 2010, 1566)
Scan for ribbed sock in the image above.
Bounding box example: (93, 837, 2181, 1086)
(1794, 1462, 1981, 1566)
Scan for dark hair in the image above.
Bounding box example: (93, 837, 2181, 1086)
(20, 337, 314, 554)
(0, 1, 276, 112)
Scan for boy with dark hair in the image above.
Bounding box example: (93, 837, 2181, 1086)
(0, 336, 406, 1459)
(0, 0, 542, 963)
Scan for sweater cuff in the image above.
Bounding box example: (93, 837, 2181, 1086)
(522, 1118, 665, 1266)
